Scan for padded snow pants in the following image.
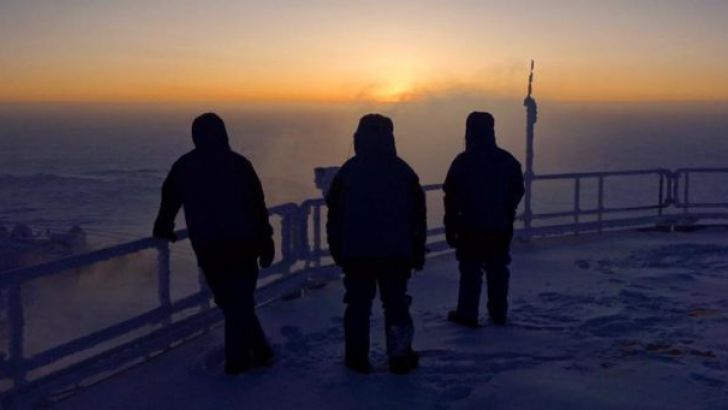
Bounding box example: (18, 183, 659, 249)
(455, 232, 512, 323)
(343, 270, 414, 360)
(206, 261, 270, 367)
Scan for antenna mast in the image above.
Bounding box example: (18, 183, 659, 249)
(522, 60, 538, 237)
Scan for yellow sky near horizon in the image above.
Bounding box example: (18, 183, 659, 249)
(1, 1, 727, 103)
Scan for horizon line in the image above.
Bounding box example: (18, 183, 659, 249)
(2, 97, 728, 106)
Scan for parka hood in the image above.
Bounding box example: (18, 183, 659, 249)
(192, 112, 231, 151)
(465, 111, 496, 151)
(353, 113, 397, 158)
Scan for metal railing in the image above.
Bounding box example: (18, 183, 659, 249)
(1, 167, 727, 406)
(521, 168, 728, 236)
(0, 204, 303, 406)
(673, 168, 728, 210)
(522, 168, 674, 236)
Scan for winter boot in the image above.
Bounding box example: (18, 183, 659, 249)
(389, 350, 420, 375)
(345, 354, 372, 374)
(386, 323, 416, 374)
(447, 310, 480, 328)
(489, 312, 507, 326)
(224, 359, 253, 375)
(252, 344, 275, 367)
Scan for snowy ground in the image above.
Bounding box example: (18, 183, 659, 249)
(52, 229, 728, 410)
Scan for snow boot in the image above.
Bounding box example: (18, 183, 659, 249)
(345, 354, 372, 374)
(489, 313, 507, 326)
(389, 350, 420, 375)
(447, 310, 479, 328)
(252, 345, 275, 367)
(386, 323, 417, 374)
(224, 359, 253, 375)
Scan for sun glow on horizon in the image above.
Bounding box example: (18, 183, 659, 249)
(1, 1, 727, 104)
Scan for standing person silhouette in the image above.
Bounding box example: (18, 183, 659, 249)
(444, 112, 524, 327)
(153, 113, 275, 374)
(326, 114, 427, 374)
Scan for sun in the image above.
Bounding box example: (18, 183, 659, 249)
(370, 82, 415, 103)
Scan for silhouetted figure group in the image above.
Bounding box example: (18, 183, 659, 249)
(154, 111, 524, 376)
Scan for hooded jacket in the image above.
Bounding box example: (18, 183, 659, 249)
(443, 113, 525, 241)
(153, 114, 273, 273)
(326, 115, 426, 271)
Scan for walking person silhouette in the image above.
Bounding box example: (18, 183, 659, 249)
(326, 114, 427, 374)
(444, 112, 524, 327)
(153, 113, 275, 374)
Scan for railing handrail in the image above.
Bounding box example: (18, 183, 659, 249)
(672, 168, 728, 209)
(0, 202, 301, 288)
(5, 167, 725, 287)
(533, 168, 671, 180)
(0, 236, 164, 287)
(674, 167, 728, 173)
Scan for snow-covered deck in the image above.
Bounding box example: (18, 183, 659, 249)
(53, 230, 728, 410)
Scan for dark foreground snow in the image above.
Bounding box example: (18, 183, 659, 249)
(53, 230, 728, 410)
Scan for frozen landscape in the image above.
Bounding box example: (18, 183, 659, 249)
(45, 229, 728, 410)
(1, 100, 728, 409)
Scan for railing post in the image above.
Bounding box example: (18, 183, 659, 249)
(156, 241, 172, 326)
(683, 171, 690, 215)
(291, 205, 303, 264)
(313, 205, 322, 268)
(672, 171, 679, 207)
(658, 173, 664, 217)
(280, 208, 292, 268)
(665, 170, 675, 207)
(299, 204, 312, 268)
(597, 176, 604, 233)
(7, 284, 27, 387)
(523, 172, 534, 238)
(573, 177, 581, 234)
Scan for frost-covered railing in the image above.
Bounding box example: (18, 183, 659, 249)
(522, 168, 672, 236)
(673, 168, 728, 213)
(520, 167, 728, 236)
(2, 167, 727, 406)
(0, 204, 303, 406)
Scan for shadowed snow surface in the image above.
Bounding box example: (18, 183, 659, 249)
(53, 230, 728, 409)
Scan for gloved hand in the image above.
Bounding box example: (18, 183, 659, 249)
(153, 227, 177, 243)
(259, 237, 275, 269)
(445, 228, 458, 248)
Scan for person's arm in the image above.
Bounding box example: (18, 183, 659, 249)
(411, 174, 427, 271)
(153, 164, 182, 242)
(248, 163, 275, 269)
(325, 171, 344, 266)
(442, 158, 461, 248)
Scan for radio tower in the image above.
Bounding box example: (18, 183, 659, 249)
(523, 60, 538, 237)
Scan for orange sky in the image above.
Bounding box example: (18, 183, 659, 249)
(1, 1, 727, 103)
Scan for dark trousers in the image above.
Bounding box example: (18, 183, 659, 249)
(456, 232, 512, 322)
(205, 262, 270, 366)
(343, 268, 414, 359)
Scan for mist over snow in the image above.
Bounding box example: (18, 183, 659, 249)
(1, 99, 727, 244)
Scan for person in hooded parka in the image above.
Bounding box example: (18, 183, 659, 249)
(326, 114, 427, 375)
(443, 112, 524, 327)
(153, 113, 275, 374)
